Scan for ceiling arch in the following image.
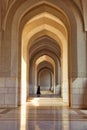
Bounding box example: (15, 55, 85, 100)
(22, 12, 67, 49)
(35, 55, 55, 68)
(22, 12, 67, 51)
(22, 24, 67, 63)
(37, 61, 54, 73)
(29, 36, 61, 61)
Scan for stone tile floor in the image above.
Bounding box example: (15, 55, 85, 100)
(0, 98, 87, 130)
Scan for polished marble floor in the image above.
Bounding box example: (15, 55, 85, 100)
(0, 98, 87, 130)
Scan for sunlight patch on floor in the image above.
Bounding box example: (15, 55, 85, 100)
(27, 98, 68, 107)
(41, 91, 53, 94)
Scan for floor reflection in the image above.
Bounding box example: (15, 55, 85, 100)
(62, 109, 70, 130)
(0, 98, 87, 130)
(20, 105, 26, 130)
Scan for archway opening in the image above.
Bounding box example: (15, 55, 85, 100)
(38, 67, 53, 95)
(21, 11, 69, 105)
(28, 36, 61, 97)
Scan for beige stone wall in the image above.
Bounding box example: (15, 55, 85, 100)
(0, 77, 18, 107)
(71, 77, 87, 108)
(70, 9, 87, 108)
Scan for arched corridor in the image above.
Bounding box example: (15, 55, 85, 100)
(21, 4, 69, 106)
(0, 0, 87, 108)
(0, 0, 87, 130)
(28, 36, 61, 97)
